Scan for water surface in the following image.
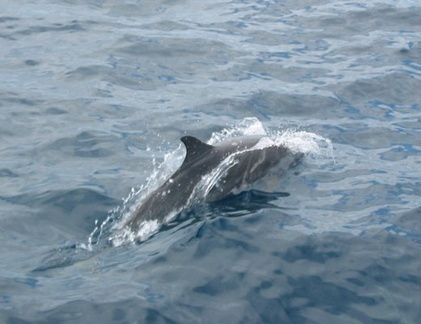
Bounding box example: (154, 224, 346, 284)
(0, 0, 420, 323)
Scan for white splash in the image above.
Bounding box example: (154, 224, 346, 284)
(109, 219, 160, 247)
(208, 117, 266, 144)
(275, 129, 334, 158)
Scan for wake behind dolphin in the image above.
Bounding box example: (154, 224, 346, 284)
(119, 134, 303, 242)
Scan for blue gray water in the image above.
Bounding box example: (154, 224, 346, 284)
(1, 0, 421, 323)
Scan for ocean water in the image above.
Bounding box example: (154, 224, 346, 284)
(1, 0, 420, 323)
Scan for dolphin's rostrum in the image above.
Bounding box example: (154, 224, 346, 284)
(125, 135, 302, 231)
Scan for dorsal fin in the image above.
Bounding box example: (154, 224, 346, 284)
(180, 136, 214, 165)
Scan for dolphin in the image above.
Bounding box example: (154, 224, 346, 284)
(125, 135, 302, 231)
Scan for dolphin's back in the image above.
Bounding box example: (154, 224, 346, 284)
(126, 137, 218, 229)
(125, 135, 301, 231)
(205, 144, 296, 201)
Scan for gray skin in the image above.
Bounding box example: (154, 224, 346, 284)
(125, 135, 302, 230)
